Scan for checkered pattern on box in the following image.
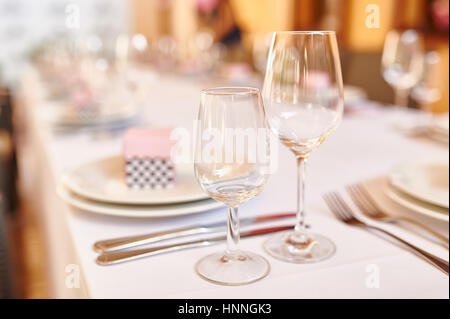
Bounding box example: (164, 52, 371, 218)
(125, 157, 175, 189)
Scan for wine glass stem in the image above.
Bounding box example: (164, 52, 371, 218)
(294, 156, 308, 242)
(226, 206, 240, 256)
(394, 88, 410, 107)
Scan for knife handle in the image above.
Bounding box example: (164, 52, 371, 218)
(368, 225, 449, 276)
(96, 239, 213, 265)
(93, 226, 209, 253)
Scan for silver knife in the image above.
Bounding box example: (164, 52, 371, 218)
(96, 224, 294, 265)
(93, 212, 297, 253)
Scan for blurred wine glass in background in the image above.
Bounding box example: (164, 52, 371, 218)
(115, 33, 150, 71)
(131, 34, 150, 60)
(411, 51, 442, 113)
(252, 33, 273, 74)
(382, 30, 425, 107)
(156, 35, 177, 71)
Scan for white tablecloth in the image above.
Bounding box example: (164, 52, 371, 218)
(16, 71, 449, 299)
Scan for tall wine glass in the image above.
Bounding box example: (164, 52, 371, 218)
(382, 30, 424, 107)
(262, 31, 344, 263)
(194, 87, 272, 285)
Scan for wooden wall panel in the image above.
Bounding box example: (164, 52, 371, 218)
(343, 0, 396, 52)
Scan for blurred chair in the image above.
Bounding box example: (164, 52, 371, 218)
(0, 194, 13, 299)
(1, 87, 16, 298)
(0, 87, 18, 216)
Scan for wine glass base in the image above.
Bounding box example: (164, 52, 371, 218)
(195, 250, 270, 286)
(263, 230, 336, 263)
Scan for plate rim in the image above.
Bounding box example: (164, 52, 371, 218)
(61, 156, 209, 205)
(432, 113, 449, 134)
(389, 160, 449, 209)
(57, 185, 224, 218)
(385, 186, 449, 222)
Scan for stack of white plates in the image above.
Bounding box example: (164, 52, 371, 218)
(386, 160, 449, 222)
(42, 99, 139, 128)
(58, 156, 223, 218)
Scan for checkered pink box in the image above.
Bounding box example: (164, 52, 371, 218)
(123, 127, 176, 189)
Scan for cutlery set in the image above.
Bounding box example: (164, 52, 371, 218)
(347, 183, 449, 248)
(94, 212, 297, 253)
(94, 184, 448, 275)
(94, 213, 298, 265)
(324, 190, 448, 275)
(96, 225, 295, 265)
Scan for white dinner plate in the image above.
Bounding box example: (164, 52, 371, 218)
(427, 129, 449, 144)
(385, 186, 449, 222)
(428, 113, 449, 144)
(57, 186, 224, 218)
(389, 161, 449, 209)
(62, 156, 208, 205)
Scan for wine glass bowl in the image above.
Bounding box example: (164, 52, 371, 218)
(194, 87, 272, 285)
(263, 31, 343, 157)
(262, 31, 344, 263)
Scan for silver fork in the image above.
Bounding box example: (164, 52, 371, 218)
(324, 192, 449, 275)
(347, 183, 449, 249)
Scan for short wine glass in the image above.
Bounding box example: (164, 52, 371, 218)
(194, 87, 272, 285)
(262, 31, 344, 263)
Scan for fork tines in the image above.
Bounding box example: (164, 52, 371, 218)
(346, 184, 381, 217)
(324, 192, 356, 224)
